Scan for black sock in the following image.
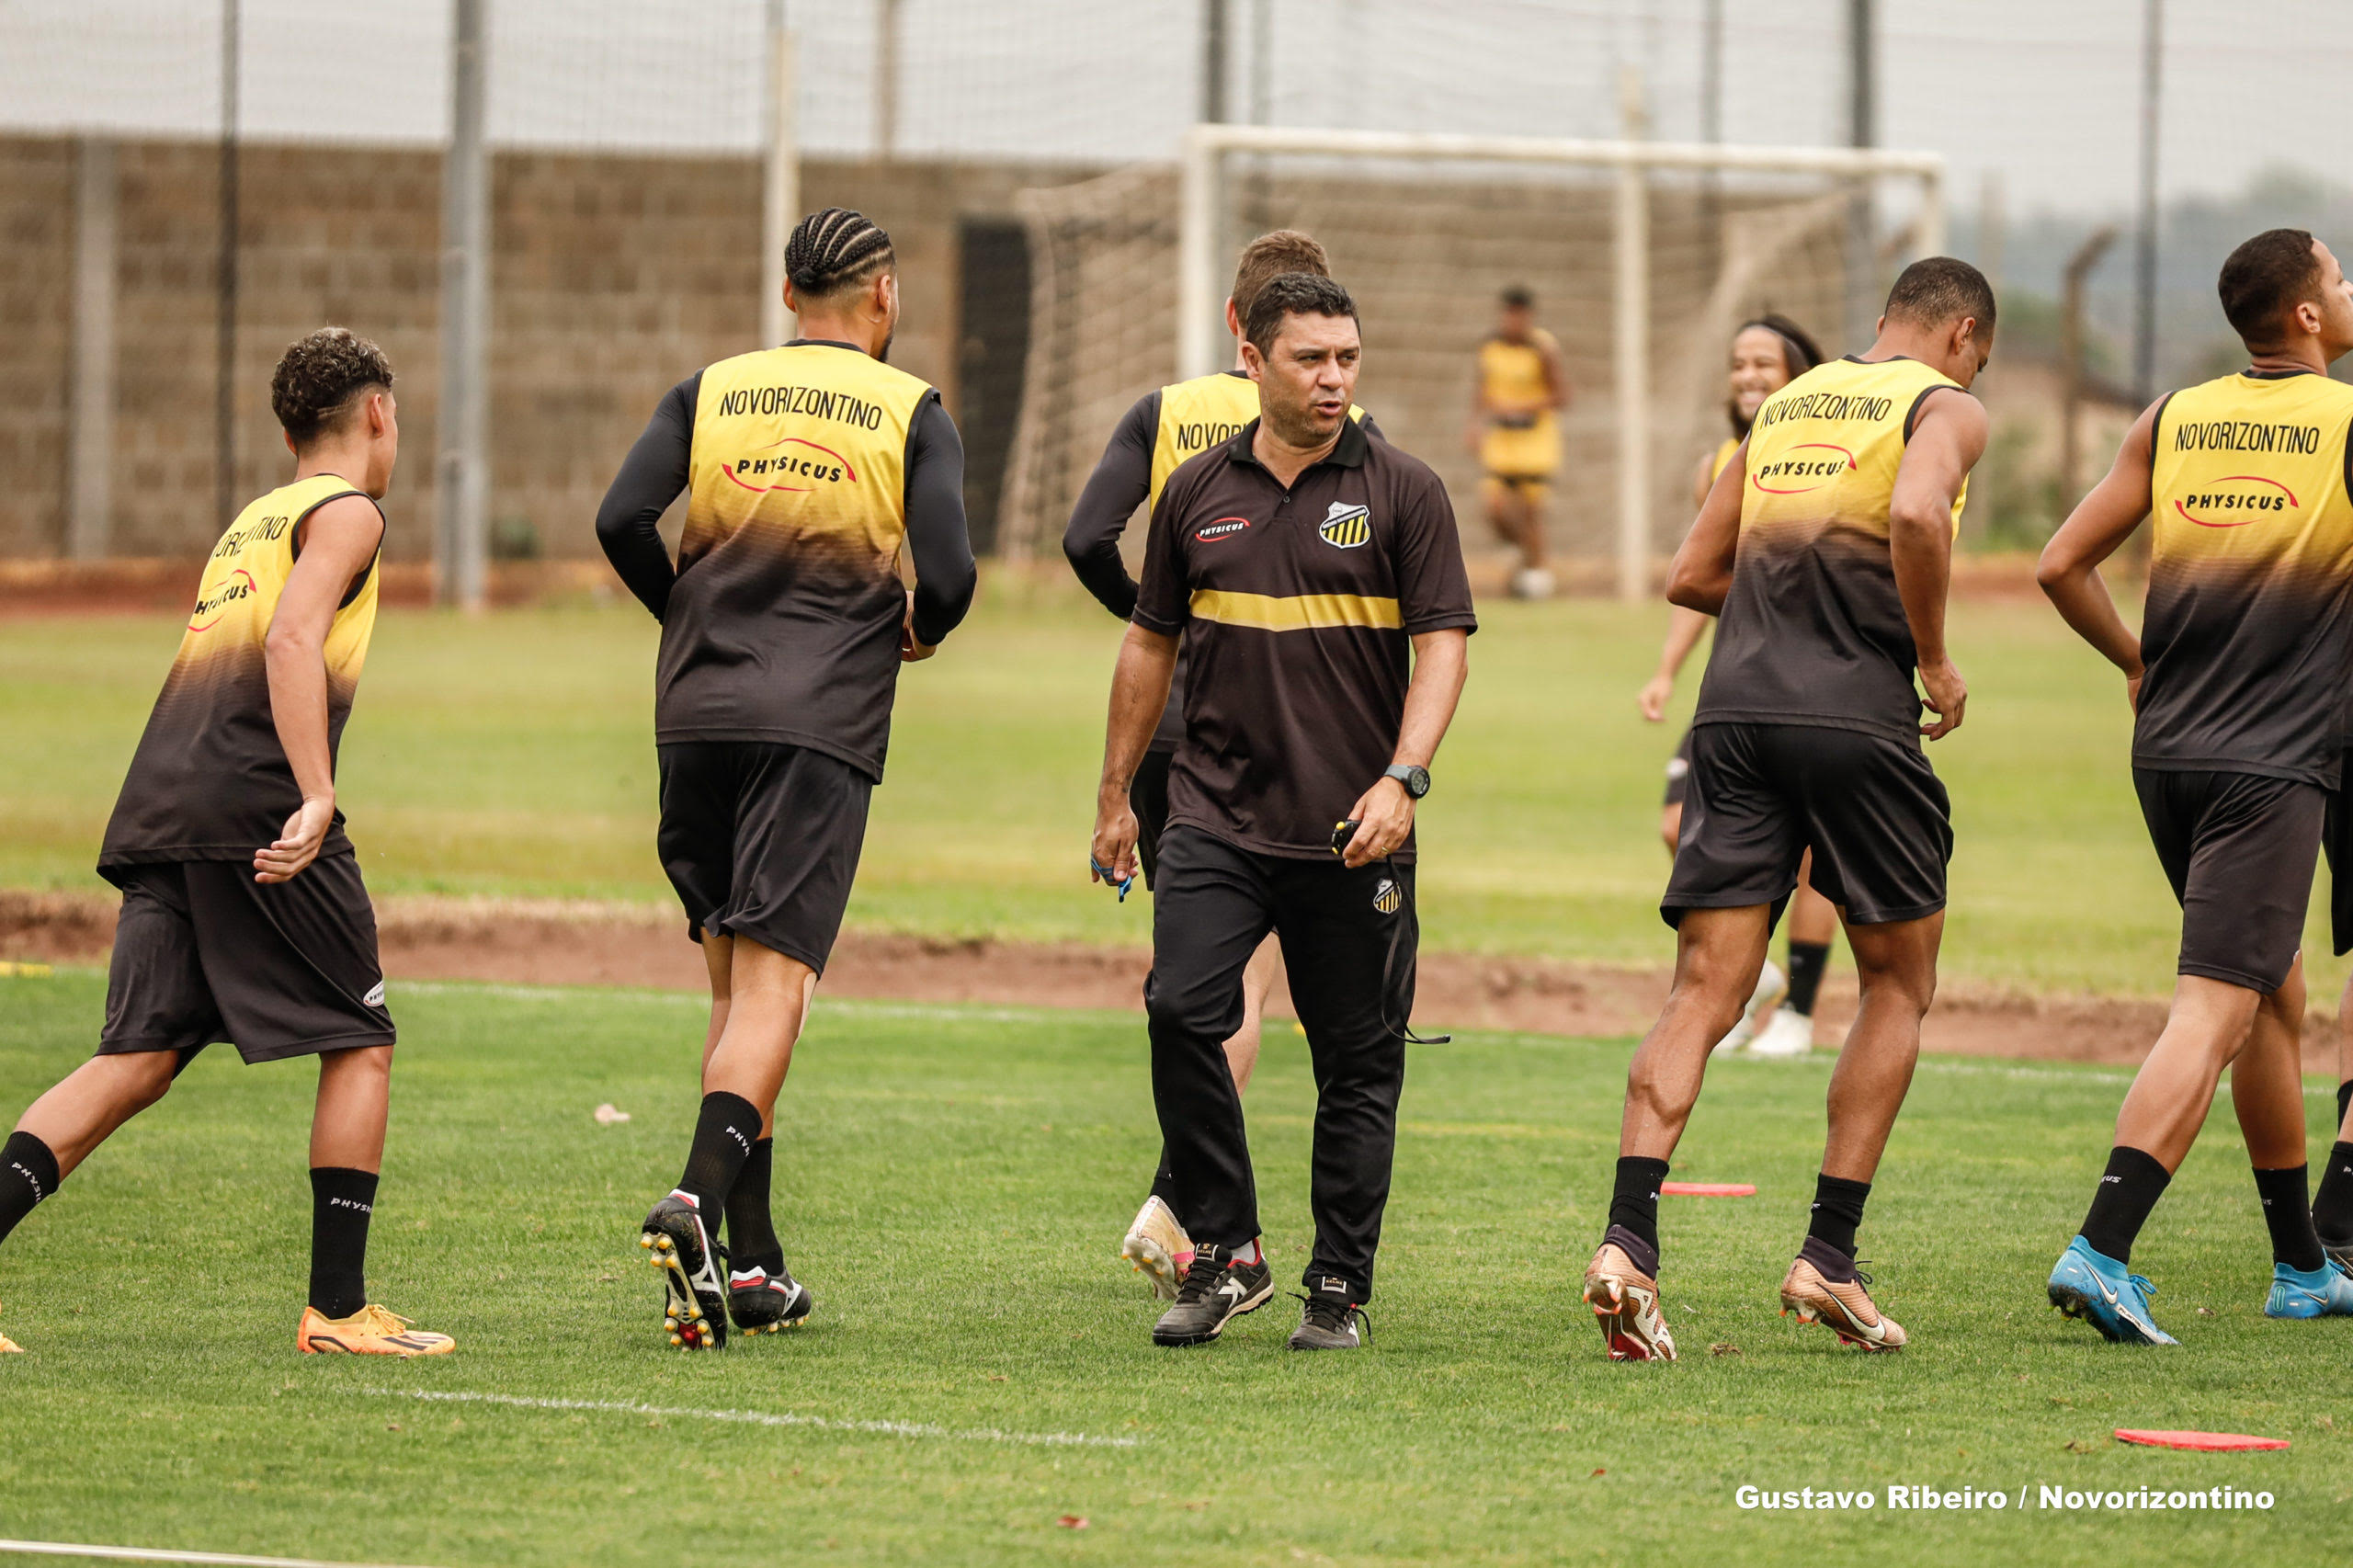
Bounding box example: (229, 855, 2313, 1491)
(2079, 1146, 2171, 1266)
(1806, 1173, 1871, 1258)
(2313, 1142, 2353, 1246)
(308, 1166, 378, 1319)
(1785, 941, 1831, 1017)
(722, 1136, 784, 1277)
(0, 1131, 61, 1246)
(1607, 1156, 1671, 1256)
(676, 1091, 762, 1221)
(2253, 1165, 2325, 1272)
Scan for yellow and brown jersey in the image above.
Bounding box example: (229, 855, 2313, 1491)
(1694, 356, 1971, 743)
(99, 474, 382, 876)
(656, 343, 938, 778)
(1710, 436, 1741, 483)
(2134, 369, 2353, 787)
(1478, 329, 1563, 477)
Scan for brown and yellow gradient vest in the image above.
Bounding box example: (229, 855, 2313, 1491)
(99, 473, 381, 874)
(2135, 369, 2353, 785)
(657, 342, 934, 776)
(1149, 370, 1366, 506)
(1694, 355, 1970, 742)
(1477, 329, 1563, 476)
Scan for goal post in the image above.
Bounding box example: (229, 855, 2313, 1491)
(1173, 122, 1946, 601)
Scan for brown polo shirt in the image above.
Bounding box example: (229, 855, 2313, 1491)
(1133, 416, 1476, 861)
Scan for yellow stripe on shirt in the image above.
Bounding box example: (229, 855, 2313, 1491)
(1189, 589, 1402, 631)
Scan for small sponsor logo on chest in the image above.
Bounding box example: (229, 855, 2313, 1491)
(1195, 517, 1252, 543)
(1319, 503, 1372, 549)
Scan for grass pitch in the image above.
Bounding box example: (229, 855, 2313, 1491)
(0, 967, 2346, 1566)
(4, 581, 2336, 998)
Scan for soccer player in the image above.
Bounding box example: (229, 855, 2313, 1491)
(596, 208, 977, 1349)
(1465, 285, 1569, 599)
(1640, 315, 1831, 1059)
(1581, 259, 1995, 1361)
(1062, 229, 1375, 1300)
(0, 328, 451, 1358)
(1090, 273, 1474, 1352)
(2038, 228, 2353, 1342)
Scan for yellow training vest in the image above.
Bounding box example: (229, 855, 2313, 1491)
(2135, 368, 2353, 782)
(99, 472, 381, 867)
(1149, 370, 1367, 508)
(1478, 329, 1563, 476)
(1742, 356, 1968, 540)
(1710, 436, 1740, 483)
(683, 344, 930, 571)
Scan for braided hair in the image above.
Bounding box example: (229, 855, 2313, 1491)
(786, 207, 895, 301)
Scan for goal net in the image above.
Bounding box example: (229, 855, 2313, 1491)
(998, 127, 1942, 595)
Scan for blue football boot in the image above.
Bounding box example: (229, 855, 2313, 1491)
(2263, 1257, 2353, 1320)
(2047, 1235, 2177, 1345)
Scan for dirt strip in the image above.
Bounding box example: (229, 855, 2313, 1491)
(2, 889, 2339, 1072)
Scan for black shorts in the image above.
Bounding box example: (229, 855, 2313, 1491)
(657, 742, 872, 974)
(1663, 728, 1694, 808)
(1663, 722, 1951, 928)
(2135, 767, 2323, 994)
(97, 856, 394, 1065)
(2324, 752, 2353, 957)
(1131, 746, 1176, 888)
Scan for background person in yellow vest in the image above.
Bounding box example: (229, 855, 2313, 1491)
(1640, 315, 1830, 1060)
(1581, 259, 1993, 1364)
(1062, 230, 1377, 1301)
(596, 208, 977, 1350)
(2038, 229, 2353, 1344)
(1465, 285, 1569, 599)
(0, 329, 451, 1358)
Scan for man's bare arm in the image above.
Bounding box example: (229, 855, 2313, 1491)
(1665, 439, 1746, 615)
(1088, 623, 1179, 884)
(1890, 391, 1988, 741)
(257, 494, 382, 882)
(1343, 628, 1470, 869)
(2038, 402, 2161, 706)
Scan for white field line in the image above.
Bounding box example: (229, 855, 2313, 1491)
(0, 1541, 444, 1568)
(361, 1386, 1143, 1449)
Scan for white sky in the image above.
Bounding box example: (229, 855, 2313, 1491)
(1, 0, 2345, 219)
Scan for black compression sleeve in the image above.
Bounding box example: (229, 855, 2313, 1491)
(594, 373, 698, 621)
(904, 395, 977, 648)
(1062, 392, 1160, 621)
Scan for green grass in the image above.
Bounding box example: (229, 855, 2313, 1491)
(0, 968, 2345, 1565)
(0, 581, 2341, 997)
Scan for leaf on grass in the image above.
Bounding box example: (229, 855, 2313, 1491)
(1056, 1515, 1088, 1529)
(594, 1103, 632, 1124)
(1589, 1468, 1607, 1478)
(2063, 1438, 2097, 1453)
(1709, 1343, 1740, 1357)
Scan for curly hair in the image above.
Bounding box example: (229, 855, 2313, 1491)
(270, 327, 394, 446)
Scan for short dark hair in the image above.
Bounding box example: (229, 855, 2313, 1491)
(1882, 257, 1996, 335)
(270, 327, 393, 446)
(786, 206, 895, 301)
(2219, 228, 2322, 347)
(1500, 285, 1535, 311)
(1245, 272, 1359, 354)
(1231, 230, 1331, 323)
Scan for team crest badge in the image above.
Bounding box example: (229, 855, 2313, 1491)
(1319, 502, 1371, 549)
(1373, 879, 1401, 915)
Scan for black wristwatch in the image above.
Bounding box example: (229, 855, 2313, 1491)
(1383, 764, 1431, 799)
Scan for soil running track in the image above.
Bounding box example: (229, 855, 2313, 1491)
(5, 890, 2340, 1072)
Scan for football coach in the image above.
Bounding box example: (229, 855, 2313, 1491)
(1089, 272, 1475, 1352)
